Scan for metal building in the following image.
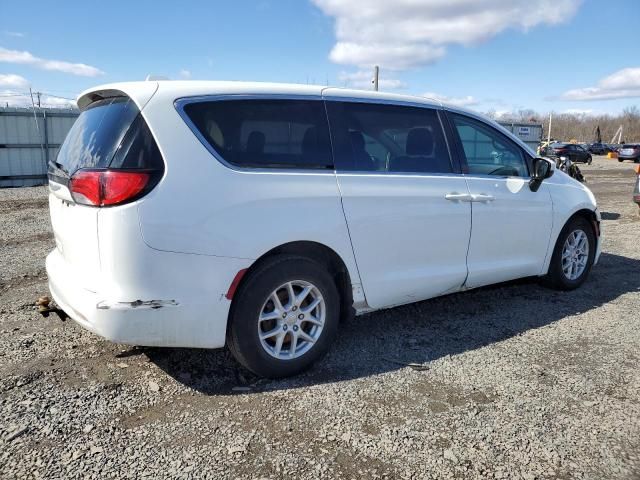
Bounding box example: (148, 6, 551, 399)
(0, 107, 79, 187)
(498, 121, 544, 152)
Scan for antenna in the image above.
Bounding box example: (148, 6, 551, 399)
(372, 66, 379, 91)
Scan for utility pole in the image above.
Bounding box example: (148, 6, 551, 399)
(36, 91, 41, 108)
(547, 112, 552, 145)
(372, 65, 379, 91)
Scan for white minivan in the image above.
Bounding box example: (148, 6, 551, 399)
(46, 81, 601, 377)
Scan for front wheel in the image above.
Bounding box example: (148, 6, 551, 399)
(542, 217, 596, 290)
(587, 156, 592, 165)
(227, 255, 340, 378)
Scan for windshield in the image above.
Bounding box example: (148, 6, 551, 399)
(54, 97, 140, 175)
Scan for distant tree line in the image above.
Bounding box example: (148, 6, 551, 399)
(487, 106, 640, 143)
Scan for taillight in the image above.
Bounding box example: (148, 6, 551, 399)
(69, 169, 152, 207)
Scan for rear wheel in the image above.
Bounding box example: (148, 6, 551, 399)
(587, 156, 592, 165)
(227, 255, 340, 378)
(543, 216, 596, 290)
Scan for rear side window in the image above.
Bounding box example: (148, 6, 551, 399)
(182, 99, 333, 169)
(53, 96, 163, 176)
(326, 101, 453, 174)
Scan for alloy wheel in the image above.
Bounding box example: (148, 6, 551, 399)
(257, 280, 325, 360)
(561, 229, 589, 280)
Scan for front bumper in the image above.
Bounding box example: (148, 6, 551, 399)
(593, 208, 602, 266)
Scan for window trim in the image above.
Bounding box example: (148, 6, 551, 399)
(444, 110, 532, 179)
(174, 94, 336, 173)
(324, 99, 461, 177)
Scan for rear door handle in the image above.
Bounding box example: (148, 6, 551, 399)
(470, 193, 495, 202)
(445, 193, 473, 202)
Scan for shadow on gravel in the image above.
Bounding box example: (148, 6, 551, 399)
(145, 252, 640, 395)
(600, 211, 621, 220)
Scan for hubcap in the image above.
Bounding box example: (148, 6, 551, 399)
(561, 229, 589, 281)
(258, 280, 325, 360)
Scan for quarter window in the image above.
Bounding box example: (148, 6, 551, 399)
(182, 99, 333, 169)
(327, 102, 453, 174)
(451, 114, 528, 177)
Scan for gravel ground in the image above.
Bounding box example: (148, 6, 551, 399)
(1, 156, 639, 479)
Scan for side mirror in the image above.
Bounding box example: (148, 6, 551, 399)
(530, 157, 554, 192)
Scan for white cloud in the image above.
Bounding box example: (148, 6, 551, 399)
(423, 91, 479, 107)
(560, 67, 640, 101)
(0, 47, 104, 77)
(42, 96, 77, 108)
(179, 69, 192, 79)
(338, 70, 406, 90)
(3, 31, 25, 38)
(0, 90, 77, 108)
(562, 108, 599, 115)
(0, 73, 29, 88)
(312, 0, 581, 70)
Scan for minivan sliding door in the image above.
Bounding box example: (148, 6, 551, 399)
(325, 98, 472, 309)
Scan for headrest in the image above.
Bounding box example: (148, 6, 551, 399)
(247, 131, 265, 154)
(302, 127, 318, 154)
(349, 130, 365, 151)
(406, 127, 434, 156)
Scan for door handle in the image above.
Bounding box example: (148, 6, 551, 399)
(445, 193, 473, 202)
(470, 193, 495, 202)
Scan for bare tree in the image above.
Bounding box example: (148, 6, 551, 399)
(495, 107, 640, 143)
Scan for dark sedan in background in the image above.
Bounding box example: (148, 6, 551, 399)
(588, 143, 613, 155)
(544, 143, 593, 164)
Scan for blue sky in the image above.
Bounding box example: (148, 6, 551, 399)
(1, 0, 639, 116)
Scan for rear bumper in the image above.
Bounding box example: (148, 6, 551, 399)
(46, 248, 250, 348)
(618, 155, 639, 161)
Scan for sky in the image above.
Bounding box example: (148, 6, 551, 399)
(0, 0, 639, 117)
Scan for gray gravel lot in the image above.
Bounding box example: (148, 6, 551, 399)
(1, 156, 639, 479)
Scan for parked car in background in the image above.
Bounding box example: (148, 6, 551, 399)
(45, 81, 602, 378)
(545, 143, 592, 164)
(588, 143, 612, 155)
(618, 144, 640, 162)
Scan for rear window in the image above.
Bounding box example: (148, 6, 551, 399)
(53, 96, 163, 176)
(181, 99, 333, 169)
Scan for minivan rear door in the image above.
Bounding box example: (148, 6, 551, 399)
(324, 94, 472, 309)
(48, 91, 152, 291)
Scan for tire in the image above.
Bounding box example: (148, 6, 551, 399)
(227, 255, 340, 378)
(542, 216, 596, 290)
(587, 156, 592, 165)
(618, 158, 624, 162)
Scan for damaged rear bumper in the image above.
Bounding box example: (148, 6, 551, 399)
(45, 248, 242, 349)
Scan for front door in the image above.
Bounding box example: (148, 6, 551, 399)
(448, 112, 553, 288)
(325, 98, 472, 309)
